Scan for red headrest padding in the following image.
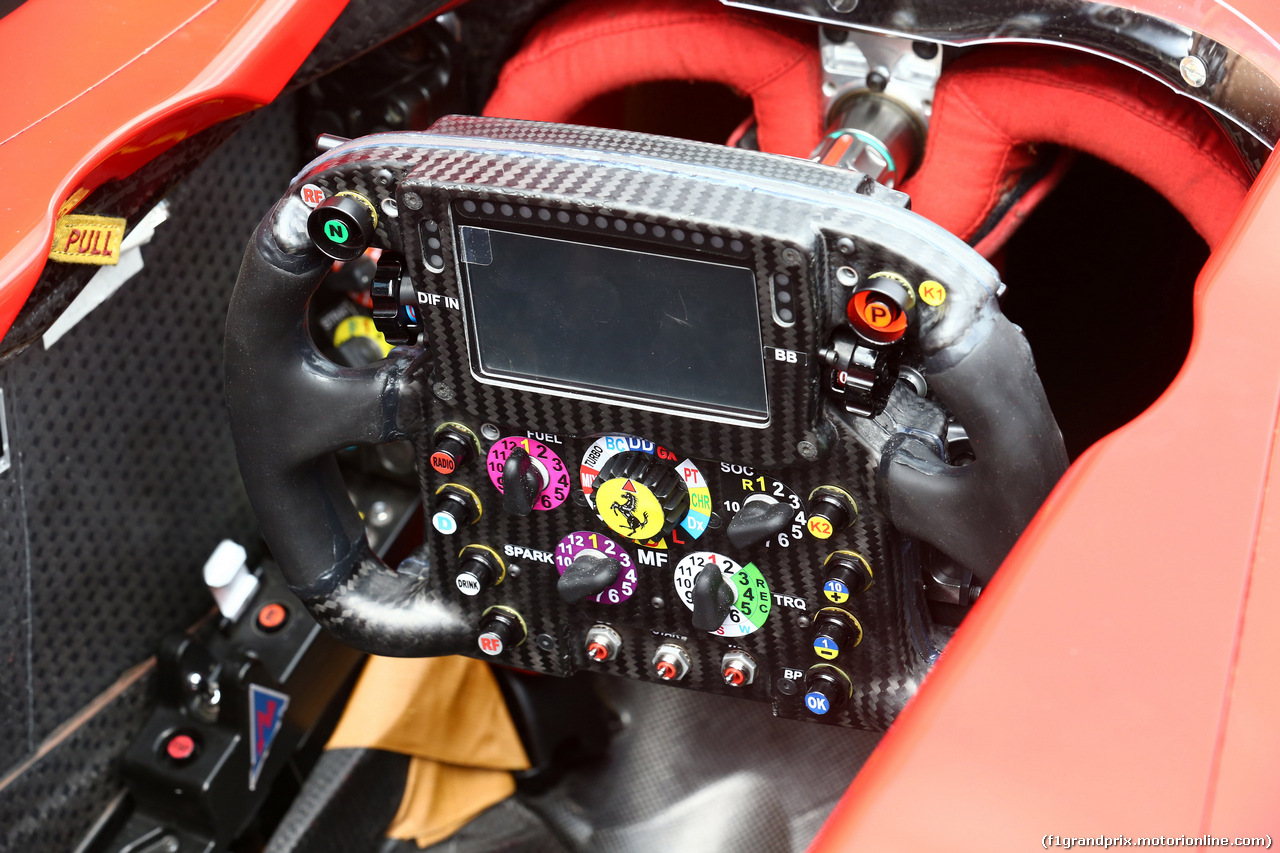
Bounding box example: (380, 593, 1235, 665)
(482, 0, 823, 158)
(484, 4, 1252, 249)
(902, 45, 1253, 249)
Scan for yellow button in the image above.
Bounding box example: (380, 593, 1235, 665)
(595, 478, 665, 540)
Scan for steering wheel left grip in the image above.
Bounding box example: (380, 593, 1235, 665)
(225, 210, 473, 656)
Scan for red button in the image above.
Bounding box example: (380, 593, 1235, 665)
(430, 451, 456, 474)
(166, 733, 197, 762)
(257, 603, 288, 631)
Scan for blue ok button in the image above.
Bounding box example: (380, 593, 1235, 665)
(804, 691, 830, 715)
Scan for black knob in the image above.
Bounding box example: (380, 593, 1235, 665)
(821, 551, 873, 604)
(431, 426, 478, 475)
(806, 485, 858, 541)
(592, 450, 688, 541)
(432, 484, 481, 535)
(455, 545, 505, 597)
(476, 606, 526, 657)
(307, 192, 378, 261)
(726, 494, 795, 549)
(557, 552, 623, 603)
(803, 663, 852, 717)
(691, 564, 735, 632)
(502, 446, 544, 517)
(810, 607, 863, 662)
(369, 255, 420, 344)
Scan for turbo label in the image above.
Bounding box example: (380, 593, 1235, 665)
(487, 436, 569, 511)
(674, 552, 772, 637)
(555, 531, 638, 604)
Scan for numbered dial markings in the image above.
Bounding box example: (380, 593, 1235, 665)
(487, 436, 570, 511)
(555, 531, 638, 605)
(674, 552, 772, 636)
(722, 470, 806, 549)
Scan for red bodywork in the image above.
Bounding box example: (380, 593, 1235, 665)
(2, 1, 1278, 848)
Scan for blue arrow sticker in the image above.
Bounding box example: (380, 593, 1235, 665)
(805, 691, 831, 715)
(248, 684, 290, 791)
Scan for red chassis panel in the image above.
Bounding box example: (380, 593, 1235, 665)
(0, 0, 348, 337)
(1, 0, 1278, 848)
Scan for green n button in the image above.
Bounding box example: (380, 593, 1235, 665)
(325, 219, 349, 244)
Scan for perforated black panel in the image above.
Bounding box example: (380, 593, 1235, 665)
(0, 100, 299, 828)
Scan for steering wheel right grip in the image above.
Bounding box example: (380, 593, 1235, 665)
(224, 202, 473, 656)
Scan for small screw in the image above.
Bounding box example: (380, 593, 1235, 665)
(380, 198, 399, 219)
(403, 192, 423, 211)
(573, 491, 589, 508)
(651, 596, 665, 608)
(368, 500, 392, 527)
(375, 168, 394, 186)
(507, 563, 522, 579)
(782, 247, 804, 266)
(433, 382, 454, 401)
(777, 676, 798, 696)
(867, 68, 889, 91)
(822, 25, 848, 44)
(836, 237, 855, 255)
(797, 440, 819, 460)
(480, 423, 500, 441)
(798, 616, 811, 629)
(708, 512, 724, 530)
(535, 633, 555, 651)
(826, 0, 857, 11)
(836, 266, 859, 287)
(1180, 55, 1208, 88)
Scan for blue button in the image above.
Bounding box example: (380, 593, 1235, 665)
(804, 691, 830, 715)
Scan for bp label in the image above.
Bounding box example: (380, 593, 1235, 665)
(487, 436, 570, 511)
(673, 552, 771, 637)
(555, 531, 638, 604)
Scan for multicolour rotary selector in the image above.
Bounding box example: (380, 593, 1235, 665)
(578, 435, 712, 544)
(486, 435, 570, 514)
(554, 531, 639, 605)
(673, 552, 772, 637)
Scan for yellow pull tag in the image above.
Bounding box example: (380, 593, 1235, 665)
(49, 214, 126, 265)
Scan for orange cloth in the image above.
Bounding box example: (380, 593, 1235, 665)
(327, 656, 531, 848)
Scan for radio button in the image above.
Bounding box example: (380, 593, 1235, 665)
(430, 426, 478, 475)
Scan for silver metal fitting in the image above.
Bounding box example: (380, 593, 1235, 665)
(652, 643, 691, 681)
(721, 650, 758, 687)
(585, 625, 622, 662)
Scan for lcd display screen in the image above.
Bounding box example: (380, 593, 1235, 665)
(460, 226, 768, 418)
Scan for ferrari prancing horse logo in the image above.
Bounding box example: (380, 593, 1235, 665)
(596, 478, 664, 540)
